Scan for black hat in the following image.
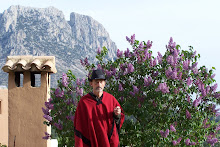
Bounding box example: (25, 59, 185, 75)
(88, 69, 106, 81)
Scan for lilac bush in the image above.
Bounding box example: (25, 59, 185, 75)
(43, 34, 220, 146)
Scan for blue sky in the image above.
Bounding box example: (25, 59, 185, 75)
(1, 0, 220, 90)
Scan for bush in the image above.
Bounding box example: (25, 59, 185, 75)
(43, 35, 220, 146)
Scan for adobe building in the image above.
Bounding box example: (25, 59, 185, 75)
(1, 56, 57, 147)
(0, 87, 8, 146)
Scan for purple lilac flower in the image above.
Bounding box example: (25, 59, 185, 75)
(192, 62, 198, 69)
(54, 122, 63, 130)
(76, 79, 82, 86)
(193, 99, 201, 107)
(54, 88, 64, 98)
(186, 109, 192, 119)
(48, 98, 53, 103)
(139, 42, 144, 50)
(97, 47, 101, 54)
(168, 37, 176, 50)
(66, 98, 71, 105)
(144, 50, 149, 60)
(172, 140, 177, 146)
(129, 91, 135, 96)
(152, 71, 159, 77)
(160, 130, 164, 137)
(147, 52, 152, 59)
(62, 73, 69, 87)
(111, 68, 117, 76)
(211, 105, 220, 114)
(170, 124, 176, 132)
(178, 72, 182, 80)
(187, 95, 191, 103)
(211, 74, 216, 79)
(130, 34, 135, 45)
(157, 52, 163, 64)
(153, 58, 157, 66)
(206, 86, 210, 94)
(207, 137, 218, 146)
(144, 76, 152, 87)
(192, 51, 197, 58)
(192, 67, 199, 74)
(183, 60, 190, 70)
(105, 70, 112, 78)
(123, 68, 128, 75)
(80, 59, 84, 66)
(70, 115, 74, 122)
(66, 115, 71, 120)
(126, 36, 131, 42)
(76, 87, 83, 96)
(214, 92, 220, 98)
(166, 66, 173, 78)
(201, 85, 207, 97)
(164, 129, 169, 137)
(43, 114, 52, 121)
(137, 55, 142, 63)
(42, 107, 49, 115)
(117, 49, 123, 58)
(187, 77, 193, 86)
(146, 40, 152, 49)
(155, 83, 170, 94)
(124, 48, 131, 58)
(127, 63, 134, 73)
(76, 78, 81, 86)
(179, 53, 184, 61)
(84, 57, 89, 66)
(149, 59, 153, 67)
(45, 102, 54, 110)
(173, 49, 178, 58)
(118, 83, 124, 91)
(42, 132, 51, 140)
(185, 138, 190, 145)
(216, 124, 220, 131)
(211, 84, 218, 92)
(160, 129, 169, 138)
(177, 137, 182, 143)
(120, 63, 126, 71)
(133, 86, 139, 94)
(166, 55, 174, 65)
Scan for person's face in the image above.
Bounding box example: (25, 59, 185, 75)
(90, 79, 106, 93)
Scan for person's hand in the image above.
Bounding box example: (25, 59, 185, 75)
(114, 106, 121, 116)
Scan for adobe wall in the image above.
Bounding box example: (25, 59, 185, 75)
(8, 71, 50, 147)
(0, 89, 8, 146)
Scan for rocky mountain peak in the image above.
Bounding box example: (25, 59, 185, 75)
(0, 5, 117, 87)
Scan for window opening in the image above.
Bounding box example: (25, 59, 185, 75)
(31, 72, 41, 87)
(15, 72, 23, 87)
(48, 73, 50, 86)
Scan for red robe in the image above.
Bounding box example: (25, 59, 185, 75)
(74, 91, 125, 147)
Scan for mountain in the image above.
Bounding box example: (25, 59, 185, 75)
(0, 5, 117, 87)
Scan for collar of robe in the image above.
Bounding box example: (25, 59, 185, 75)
(89, 92, 103, 105)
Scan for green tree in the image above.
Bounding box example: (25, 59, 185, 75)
(43, 35, 220, 146)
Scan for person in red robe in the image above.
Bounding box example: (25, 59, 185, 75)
(74, 69, 125, 147)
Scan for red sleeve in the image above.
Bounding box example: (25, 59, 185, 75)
(74, 98, 91, 147)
